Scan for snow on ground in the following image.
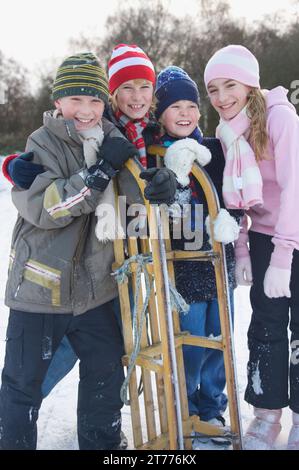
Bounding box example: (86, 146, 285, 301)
(0, 160, 291, 450)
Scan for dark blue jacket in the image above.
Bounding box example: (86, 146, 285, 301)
(167, 137, 243, 304)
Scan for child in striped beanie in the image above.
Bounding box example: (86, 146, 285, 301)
(52, 52, 138, 242)
(0, 51, 143, 451)
(153, 65, 241, 448)
(205, 44, 299, 450)
(107, 44, 156, 168)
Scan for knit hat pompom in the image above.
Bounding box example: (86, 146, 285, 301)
(154, 66, 200, 120)
(204, 45, 260, 89)
(108, 44, 156, 94)
(52, 52, 109, 103)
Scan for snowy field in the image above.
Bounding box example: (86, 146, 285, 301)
(0, 159, 291, 450)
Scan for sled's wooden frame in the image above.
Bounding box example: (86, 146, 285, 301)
(113, 145, 243, 450)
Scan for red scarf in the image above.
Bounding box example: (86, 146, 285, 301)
(115, 110, 149, 168)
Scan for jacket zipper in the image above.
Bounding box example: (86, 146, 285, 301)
(71, 215, 90, 306)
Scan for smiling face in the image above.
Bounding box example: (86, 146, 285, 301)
(54, 95, 105, 130)
(160, 100, 200, 138)
(207, 78, 251, 120)
(114, 79, 154, 120)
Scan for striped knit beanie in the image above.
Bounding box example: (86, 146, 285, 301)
(155, 66, 200, 120)
(108, 44, 155, 94)
(204, 45, 260, 89)
(52, 52, 109, 103)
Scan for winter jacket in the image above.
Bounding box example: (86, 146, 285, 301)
(168, 137, 243, 304)
(5, 111, 140, 315)
(234, 86, 299, 270)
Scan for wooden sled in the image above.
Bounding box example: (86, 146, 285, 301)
(112, 145, 243, 450)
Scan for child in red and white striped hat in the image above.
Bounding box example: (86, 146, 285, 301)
(107, 44, 157, 168)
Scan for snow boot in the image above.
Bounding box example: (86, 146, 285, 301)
(244, 407, 282, 450)
(193, 416, 231, 448)
(118, 430, 128, 450)
(287, 412, 299, 450)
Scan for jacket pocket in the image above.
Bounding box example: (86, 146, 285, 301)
(6, 238, 30, 300)
(7, 240, 72, 308)
(84, 245, 116, 301)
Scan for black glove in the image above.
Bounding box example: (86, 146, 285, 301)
(8, 152, 45, 189)
(98, 137, 139, 170)
(85, 158, 117, 191)
(139, 168, 177, 204)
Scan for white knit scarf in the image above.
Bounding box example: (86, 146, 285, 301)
(78, 125, 125, 242)
(216, 107, 263, 210)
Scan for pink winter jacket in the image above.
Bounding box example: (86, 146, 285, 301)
(234, 86, 299, 270)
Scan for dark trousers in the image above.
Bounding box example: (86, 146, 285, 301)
(0, 301, 125, 450)
(244, 231, 299, 413)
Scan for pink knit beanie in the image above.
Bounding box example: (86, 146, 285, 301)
(204, 45, 260, 89)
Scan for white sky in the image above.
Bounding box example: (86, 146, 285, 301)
(0, 0, 297, 79)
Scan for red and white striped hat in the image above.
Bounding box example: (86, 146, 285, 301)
(108, 44, 155, 94)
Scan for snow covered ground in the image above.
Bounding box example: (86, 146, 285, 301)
(0, 160, 291, 450)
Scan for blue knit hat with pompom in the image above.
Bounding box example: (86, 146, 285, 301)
(155, 66, 200, 119)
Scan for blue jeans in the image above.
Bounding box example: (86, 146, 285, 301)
(41, 296, 123, 398)
(180, 292, 234, 421)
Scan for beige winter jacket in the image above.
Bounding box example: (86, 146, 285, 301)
(5, 111, 140, 315)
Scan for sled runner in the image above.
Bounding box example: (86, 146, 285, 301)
(112, 145, 243, 450)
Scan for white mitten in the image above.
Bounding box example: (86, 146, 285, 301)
(235, 256, 253, 286)
(205, 209, 240, 245)
(164, 138, 211, 186)
(264, 265, 291, 298)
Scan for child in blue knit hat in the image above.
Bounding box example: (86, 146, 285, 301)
(155, 65, 242, 447)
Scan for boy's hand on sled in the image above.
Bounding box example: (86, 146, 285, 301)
(264, 265, 291, 298)
(139, 167, 177, 204)
(98, 137, 139, 170)
(235, 256, 253, 286)
(85, 158, 117, 191)
(7, 152, 45, 189)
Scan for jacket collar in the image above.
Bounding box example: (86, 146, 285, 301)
(43, 110, 83, 146)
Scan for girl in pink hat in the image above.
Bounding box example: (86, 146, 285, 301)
(205, 44, 299, 450)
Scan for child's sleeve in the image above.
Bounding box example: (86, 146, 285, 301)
(234, 214, 250, 261)
(268, 105, 299, 269)
(11, 136, 109, 230)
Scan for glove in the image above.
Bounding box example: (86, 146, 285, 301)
(205, 209, 240, 245)
(235, 256, 253, 286)
(164, 138, 211, 186)
(85, 158, 117, 191)
(139, 167, 177, 204)
(7, 152, 44, 189)
(98, 137, 139, 170)
(264, 265, 291, 298)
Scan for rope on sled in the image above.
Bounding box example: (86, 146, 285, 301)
(113, 254, 153, 405)
(113, 253, 189, 405)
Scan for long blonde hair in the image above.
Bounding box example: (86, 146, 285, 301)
(247, 88, 269, 161)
